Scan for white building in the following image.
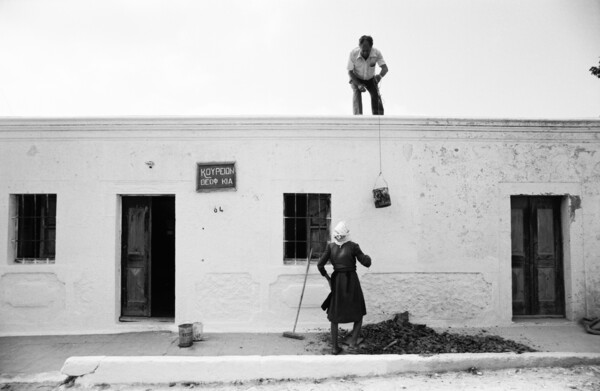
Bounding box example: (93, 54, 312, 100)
(1, 117, 599, 336)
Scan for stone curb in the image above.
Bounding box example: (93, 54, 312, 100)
(0, 371, 67, 384)
(61, 352, 600, 385)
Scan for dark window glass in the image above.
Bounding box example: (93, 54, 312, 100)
(296, 194, 308, 217)
(296, 218, 307, 241)
(284, 242, 296, 260)
(283, 194, 295, 217)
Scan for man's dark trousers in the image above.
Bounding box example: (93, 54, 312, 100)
(351, 77, 384, 115)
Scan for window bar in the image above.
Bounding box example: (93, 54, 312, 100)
(295, 194, 299, 260)
(13, 195, 18, 261)
(302, 195, 306, 261)
(308, 197, 313, 261)
(18, 194, 23, 260)
(45, 194, 49, 258)
(307, 196, 311, 261)
(305, 194, 312, 262)
(40, 195, 46, 258)
(39, 194, 43, 258)
(41, 194, 45, 259)
(34, 194, 39, 259)
(38, 195, 43, 258)
(315, 195, 321, 260)
(39, 195, 43, 259)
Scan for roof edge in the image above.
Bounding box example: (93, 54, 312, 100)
(0, 115, 599, 129)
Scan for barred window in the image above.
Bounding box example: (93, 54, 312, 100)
(284, 193, 331, 263)
(11, 194, 56, 264)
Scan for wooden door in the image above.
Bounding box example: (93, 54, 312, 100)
(121, 197, 152, 317)
(511, 196, 564, 316)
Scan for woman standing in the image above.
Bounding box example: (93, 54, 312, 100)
(317, 221, 371, 355)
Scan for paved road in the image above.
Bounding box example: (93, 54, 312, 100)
(3, 365, 600, 391)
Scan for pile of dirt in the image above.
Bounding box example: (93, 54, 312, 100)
(338, 313, 536, 355)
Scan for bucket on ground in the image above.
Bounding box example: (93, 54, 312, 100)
(373, 173, 391, 208)
(178, 323, 194, 347)
(193, 322, 204, 341)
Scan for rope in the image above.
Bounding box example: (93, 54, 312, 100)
(377, 74, 384, 175)
(378, 114, 382, 175)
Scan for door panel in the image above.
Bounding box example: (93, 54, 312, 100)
(511, 197, 530, 315)
(127, 268, 146, 302)
(511, 196, 564, 316)
(512, 268, 525, 303)
(511, 209, 525, 255)
(536, 208, 555, 256)
(121, 197, 152, 317)
(537, 268, 556, 301)
(532, 197, 564, 315)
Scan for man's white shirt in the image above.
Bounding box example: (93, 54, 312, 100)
(347, 47, 386, 81)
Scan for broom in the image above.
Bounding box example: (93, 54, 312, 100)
(283, 249, 313, 340)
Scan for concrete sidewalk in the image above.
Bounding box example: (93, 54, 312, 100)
(0, 331, 326, 377)
(1, 320, 599, 384)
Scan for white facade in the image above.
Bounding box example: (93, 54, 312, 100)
(1, 117, 599, 336)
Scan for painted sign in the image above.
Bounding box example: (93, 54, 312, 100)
(196, 162, 236, 192)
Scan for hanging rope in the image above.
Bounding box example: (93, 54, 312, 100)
(378, 114, 382, 175)
(374, 99, 385, 186)
(377, 75, 384, 175)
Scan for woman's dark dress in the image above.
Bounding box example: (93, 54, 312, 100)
(317, 241, 371, 323)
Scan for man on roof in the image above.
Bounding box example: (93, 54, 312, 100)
(347, 35, 388, 115)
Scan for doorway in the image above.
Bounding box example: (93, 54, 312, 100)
(510, 196, 565, 317)
(121, 196, 175, 320)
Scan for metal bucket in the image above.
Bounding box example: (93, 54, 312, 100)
(373, 174, 391, 208)
(178, 323, 194, 347)
(373, 187, 391, 208)
(193, 322, 204, 341)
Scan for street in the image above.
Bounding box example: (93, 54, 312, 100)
(3, 365, 600, 391)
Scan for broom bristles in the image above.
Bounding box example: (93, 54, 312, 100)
(282, 331, 305, 340)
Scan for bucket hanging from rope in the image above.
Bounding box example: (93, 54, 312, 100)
(372, 115, 391, 208)
(373, 172, 391, 208)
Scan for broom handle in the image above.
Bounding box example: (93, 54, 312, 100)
(292, 249, 313, 333)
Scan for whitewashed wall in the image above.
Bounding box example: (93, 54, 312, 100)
(0, 117, 599, 336)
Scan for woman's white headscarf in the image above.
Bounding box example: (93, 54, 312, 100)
(333, 221, 351, 246)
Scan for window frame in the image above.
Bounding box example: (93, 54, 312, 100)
(10, 194, 57, 265)
(283, 193, 331, 265)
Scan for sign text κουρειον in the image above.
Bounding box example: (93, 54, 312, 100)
(196, 162, 236, 192)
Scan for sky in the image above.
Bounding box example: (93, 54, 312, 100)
(0, 0, 599, 118)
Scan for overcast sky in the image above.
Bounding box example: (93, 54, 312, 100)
(0, 0, 599, 118)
